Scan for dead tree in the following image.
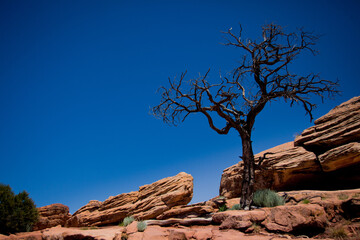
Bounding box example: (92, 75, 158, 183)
(152, 23, 339, 209)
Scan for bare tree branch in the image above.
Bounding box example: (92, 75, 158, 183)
(152, 23, 339, 209)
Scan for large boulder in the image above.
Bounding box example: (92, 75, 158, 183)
(33, 203, 71, 230)
(294, 96, 360, 153)
(213, 204, 327, 235)
(220, 96, 360, 198)
(66, 172, 193, 227)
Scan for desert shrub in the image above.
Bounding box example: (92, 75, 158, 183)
(137, 221, 147, 232)
(252, 223, 261, 234)
(230, 204, 240, 210)
(218, 204, 228, 212)
(353, 193, 360, 198)
(252, 189, 285, 208)
(0, 184, 38, 235)
(329, 226, 348, 239)
(302, 199, 310, 204)
(338, 194, 349, 200)
(122, 216, 135, 227)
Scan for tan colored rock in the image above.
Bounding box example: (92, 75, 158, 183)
(262, 204, 327, 233)
(221, 97, 360, 197)
(213, 204, 327, 234)
(319, 142, 360, 172)
(41, 225, 124, 240)
(281, 189, 360, 222)
(147, 217, 213, 226)
(220, 142, 319, 198)
(1, 232, 43, 240)
(156, 202, 214, 220)
(33, 203, 71, 231)
(66, 172, 193, 227)
(295, 96, 360, 151)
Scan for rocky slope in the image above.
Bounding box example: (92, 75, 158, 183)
(66, 172, 193, 227)
(2, 188, 360, 239)
(3, 96, 360, 239)
(220, 96, 360, 198)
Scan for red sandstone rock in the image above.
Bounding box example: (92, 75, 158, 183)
(213, 204, 327, 234)
(220, 142, 319, 198)
(295, 96, 360, 151)
(33, 203, 70, 230)
(220, 96, 360, 197)
(156, 202, 214, 220)
(66, 172, 193, 227)
(319, 142, 360, 172)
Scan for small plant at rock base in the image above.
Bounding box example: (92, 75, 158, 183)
(302, 199, 310, 204)
(338, 194, 349, 200)
(252, 223, 261, 234)
(230, 204, 240, 210)
(137, 221, 147, 232)
(329, 226, 348, 239)
(218, 204, 228, 212)
(252, 189, 285, 208)
(122, 216, 135, 227)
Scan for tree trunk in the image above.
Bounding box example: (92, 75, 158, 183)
(240, 135, 255, 210)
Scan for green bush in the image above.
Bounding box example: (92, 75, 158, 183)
(252, 189, 285, 208)
(137, 221, 147, 232)
(218, 204, 228, 212)
(0, 184, 38, 235)
(230, 204, 240, 210)
(122, 216, 135, 227)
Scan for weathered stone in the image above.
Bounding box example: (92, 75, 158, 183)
(220, 97, 360, 197)
(295, 96, 360, 152)
(66, 172, 193, 227)
(281, 189, 360, 223)
(33, 203, 71, 231)
(262, 204, 327, 234)
(213, 204, 327, 235)
(220, 142, 319, 198)
(147, 217, 213, 226)
(156, 202, 214, 220)
(319, 142, 360, 172)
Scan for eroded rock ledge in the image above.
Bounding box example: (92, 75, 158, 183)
(220, 96, 360, 198)
(66, 172, 193, 227)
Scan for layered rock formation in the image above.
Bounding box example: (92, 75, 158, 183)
(66, 172, 193, 227)
(220, 96, 360, 198)
(294, 96, 360, 152)
(33, 204, 71, 231)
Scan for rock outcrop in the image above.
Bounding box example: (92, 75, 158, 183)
(66, 172, 193, 227)
(220, 96, 360, 198)
(0, 225, 317, 240)
(294, 96, 360, 152)
(213, 204, 327, 235)
(33, 203, 71, 231)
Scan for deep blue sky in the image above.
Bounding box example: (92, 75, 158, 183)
(1, 0, 359, 213)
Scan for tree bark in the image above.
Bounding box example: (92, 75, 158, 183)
(239, 134, 255, 210)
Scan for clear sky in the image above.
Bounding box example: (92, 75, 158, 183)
(1, 0, 359, 213)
